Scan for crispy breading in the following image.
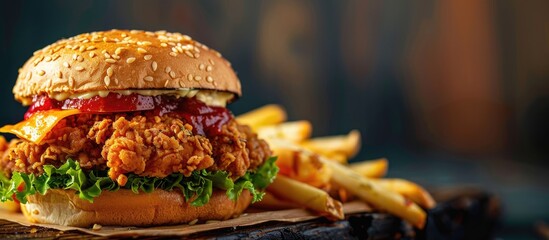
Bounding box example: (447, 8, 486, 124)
(0, 113, 271, 186)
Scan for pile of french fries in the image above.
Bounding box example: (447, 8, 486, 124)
(237, 104, 435, 229)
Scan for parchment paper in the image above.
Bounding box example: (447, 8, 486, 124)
(0, 201, 371, 237)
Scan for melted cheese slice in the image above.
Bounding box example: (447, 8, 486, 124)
(0, 109, 81, 144)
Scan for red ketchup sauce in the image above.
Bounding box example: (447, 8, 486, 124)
(25, 93, 233, 136)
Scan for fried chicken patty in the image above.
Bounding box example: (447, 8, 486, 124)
(0, 113, 271, 186)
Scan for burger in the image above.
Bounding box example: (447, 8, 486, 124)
(0, 30, 277, 227)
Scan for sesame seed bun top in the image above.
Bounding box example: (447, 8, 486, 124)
(13, 29, 242, 105)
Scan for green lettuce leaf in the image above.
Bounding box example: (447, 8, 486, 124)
(0, 156, 278, 206)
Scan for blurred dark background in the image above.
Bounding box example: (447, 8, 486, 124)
(1, 0, 548, 238)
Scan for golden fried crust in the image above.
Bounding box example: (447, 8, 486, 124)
(102, 115, 215, 185)
(0, 114, 270, 185)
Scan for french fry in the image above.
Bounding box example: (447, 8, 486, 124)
(252, 191, 301, 210)
(240, 104, 434, 228)
(236, 104, 287, 130)
(268, 175, 344, 220)
(271, 141, 332, 188)
(301, 130, 361, 161)
(350, 160, 435, 209)
(0, 201, 20, 212)
(320, 158, 426, 229)
(257, 121, 312, 143)
(349, 158, 388, 178)
(371, 179, 436, 209)
(316, 152, 348, 164)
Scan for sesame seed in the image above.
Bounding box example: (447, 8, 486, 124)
(126, 57, 136, 63)
(143, 76, 154, 82)
(121, 33, 127, 37)
(52, 54, 61, 61)
(169, 52, 177, 57)
(75, 66, 84, 71)
(107, 67, 113, 77)
(142, 41, 152, 46)
(86, 46, 96, 51)
(187, 73, 193, 81)
(72, 54, 78, 60)
(206, 65, 213, 72)
(69, 77, 75, 87)
(195, 53, 200, 58)
(207, 76, 213, 82)
(184, 50, 194, 58)
(160, 43, 168, 47)
(77, 55, 84, 62)
(33, 56, 43, 66)
(115, 47, 124, 55)
(57, 71, 62, 78)
(199, 64, 205, 70)
(164, 80, 170, 87)
(63, 62, 71, 68)
(145, 31, 155, 36)
(165, 66, 171, 73)
(104, 52, 111, 59)
(169, 71, 176, 78)
(144, 55, 152, 60)
(137, 48, 147, 54)
(115, 78, 119, 85)
(171, 47, 177, 52)
(152, 61, 158, 71)
(89, 52, 96, 58)
(44, 56, 52, 62)
(112, 54, 120, 60)
(209, 59, 215, 65)
(104, 76, 111, 86)
(37, 70, 45, 76)
(79, 46, 85, 52)
(71, 45, 79, 50)
(194, 75, 202, 81)
(105, 59, 116, 64)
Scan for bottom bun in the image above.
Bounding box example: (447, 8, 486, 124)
(21, 189, 252, 227)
